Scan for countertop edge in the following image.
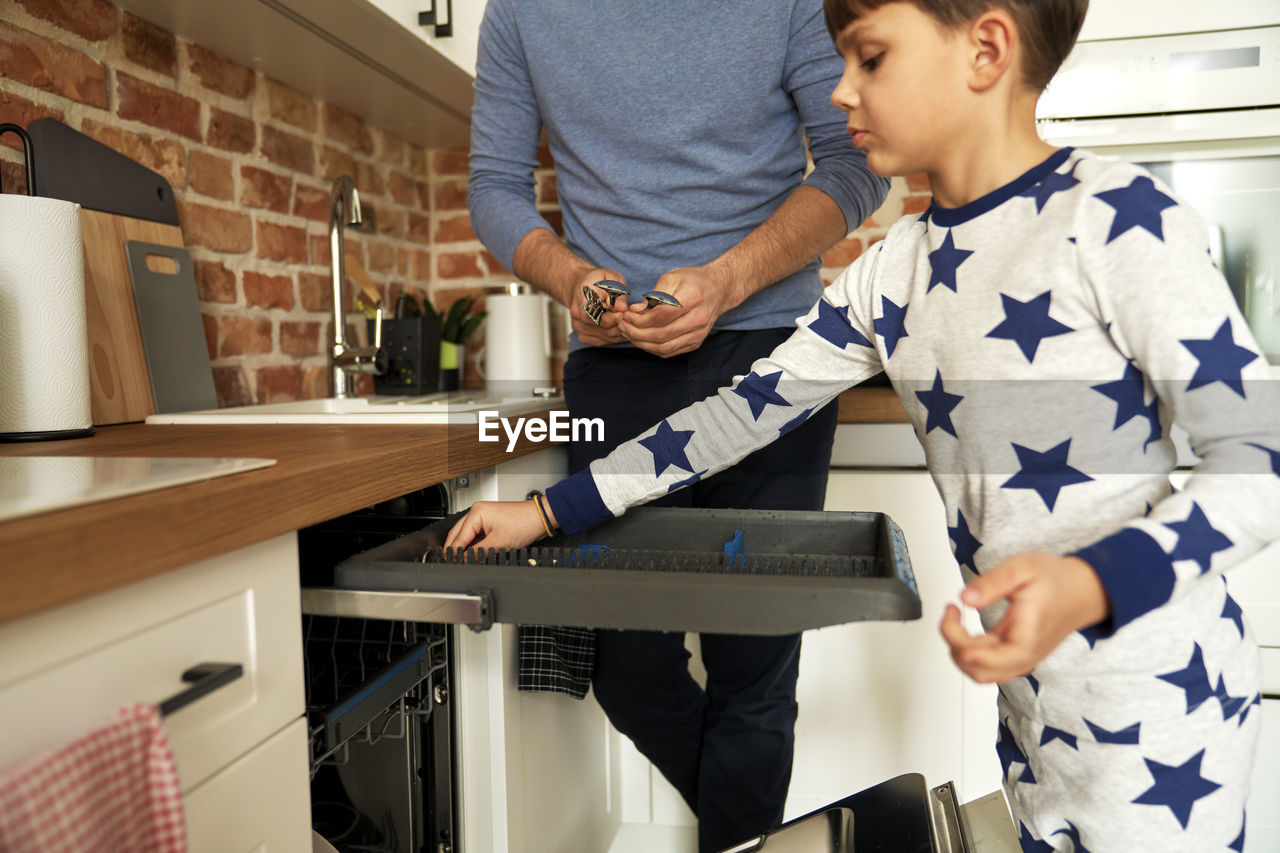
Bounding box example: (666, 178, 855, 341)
(0, 417, 557, 624)
(0, 388, 906, 625)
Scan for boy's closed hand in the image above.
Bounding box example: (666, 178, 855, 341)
(444, 500, 547, 552)
(939, 554, 1111, 684)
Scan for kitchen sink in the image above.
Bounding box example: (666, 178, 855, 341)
(145, 391, 561, 425)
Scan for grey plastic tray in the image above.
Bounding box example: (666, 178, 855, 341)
(334, 507, 920, 635)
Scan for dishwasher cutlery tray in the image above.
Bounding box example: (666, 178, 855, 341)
(333, 507, 920, 634)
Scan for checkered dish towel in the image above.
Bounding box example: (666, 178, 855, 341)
(0, 702, 187, 853)
(518, 625, 596, 699)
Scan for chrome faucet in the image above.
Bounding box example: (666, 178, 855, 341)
(329, 175, 386, 398)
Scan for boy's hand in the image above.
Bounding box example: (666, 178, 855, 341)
(444, 500, 548, 552)
(939, 554, 1111, 684)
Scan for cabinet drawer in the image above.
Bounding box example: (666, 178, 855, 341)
(0, 534, 304, 791)
(185, 717, 311, 853)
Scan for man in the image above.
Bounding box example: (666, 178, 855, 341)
(467, 1, 888, 849)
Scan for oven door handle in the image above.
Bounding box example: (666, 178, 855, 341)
(301, 587, 492, 628)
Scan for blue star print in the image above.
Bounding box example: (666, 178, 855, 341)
(808, 299, 872, 350)
(1240, 694, 1262, 728)
(986, 290, 1073, 362)
(1019, 824, 1056, 853)
(1230, 821, 1246, 852)
(779, 407, 813, 436)
(733, 371, 789, 420)
(1132, 749, 1221, 829)
(1001, 439, 1094, 511)
(1053, 820, 1093, 853)
(916, 370, 964, 437)
(1181, 318, 1258, 398)
(996, 719, 1030, 782)
(1094, 175, 1177, 243)
(1215, 674, 1249, 721)
(873, 295, 909, 358)
(1091, 363, 1162, 449)
(1156, 643, 1215, 714)
(927, 230, 973, 293)
(666, 469, 706, 493)
(1166, 502, 1232, 574)
(1084, 718, 1141, 744)
(1221, 593, 1245, 638)
(948, 510, 982, 573)
(1026, 674, 1040, 695)
(1247, 442, 1280, 476)
(1021, 164, 1080, 214)
(638, 420, 695, 477)
(1040, 725, 1078, 750)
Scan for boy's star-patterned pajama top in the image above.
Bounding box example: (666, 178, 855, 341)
(544, 148, 1280, 852)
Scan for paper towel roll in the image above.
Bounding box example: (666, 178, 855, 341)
(484, 288, 552, 387)
(0, 194, 93, 439)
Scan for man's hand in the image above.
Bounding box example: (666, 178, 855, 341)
(939, 553, 1111, 684)
(618, 265, 745, 358)
(444, 500, 548, 552)
(569, 268, 629, 347)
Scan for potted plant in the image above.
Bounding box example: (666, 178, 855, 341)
(437, 296, 486, 391)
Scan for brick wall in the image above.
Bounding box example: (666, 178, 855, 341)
(0, 0, 537, 405)
(0, 0, 927, 408)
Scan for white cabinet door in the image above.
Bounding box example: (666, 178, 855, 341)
(184, 717, 311, 853)
(0, 534, 309, 850)
(365, 0, 485, 76)
(1077, 1, 1280, 41)
(453, 448, 624, 853)
(808, 470, 1002, 813)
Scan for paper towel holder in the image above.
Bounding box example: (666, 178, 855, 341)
(0, 123, 36, 196)
(0, 123, 96, 443)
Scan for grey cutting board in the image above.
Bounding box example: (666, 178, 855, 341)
(125, 240, 218, 414)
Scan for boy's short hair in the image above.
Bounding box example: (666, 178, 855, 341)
(823, 0, 1088, 90)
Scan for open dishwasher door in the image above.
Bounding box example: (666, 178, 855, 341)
(721, 774, 1019, 853)
(302, 507, 920, 634)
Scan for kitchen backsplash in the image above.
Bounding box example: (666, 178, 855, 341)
(0, 0, 928, 408)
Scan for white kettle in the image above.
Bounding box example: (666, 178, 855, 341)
(482, 283, 554, 392)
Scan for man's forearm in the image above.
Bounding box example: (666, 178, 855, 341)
(511, 227, 597, 307)
(707, 185, 850, 309)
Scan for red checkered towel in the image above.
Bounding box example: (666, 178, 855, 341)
(0, 703, 187, 853)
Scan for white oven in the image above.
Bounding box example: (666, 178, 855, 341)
(1038, 21, 1280, 853)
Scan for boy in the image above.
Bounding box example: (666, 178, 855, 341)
(447, 0, 1280, 849)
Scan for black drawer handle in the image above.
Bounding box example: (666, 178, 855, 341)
(159, 662, 243, 717)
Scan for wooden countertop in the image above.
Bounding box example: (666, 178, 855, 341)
(0, 388, 904, 625)
(0, 418, 558, 625)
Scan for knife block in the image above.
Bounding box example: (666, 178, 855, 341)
(370, 314, 442, 395)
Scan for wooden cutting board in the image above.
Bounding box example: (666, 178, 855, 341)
(80, 208, 186, 425)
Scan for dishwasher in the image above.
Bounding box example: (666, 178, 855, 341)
(302, 501, 1020, 852)
(298, 485, 457, 853)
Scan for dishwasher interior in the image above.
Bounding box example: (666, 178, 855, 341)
(298, 485, 456, 853)
(303, 494, 1019, 852)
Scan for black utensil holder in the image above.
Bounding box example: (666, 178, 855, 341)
(370, 314, 442, 395)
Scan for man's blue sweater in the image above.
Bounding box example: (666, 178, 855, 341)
(467, 0, 888, 343)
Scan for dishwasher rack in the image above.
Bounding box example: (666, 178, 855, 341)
(299, 485, 457, 853)
(303, 614, 448, 769)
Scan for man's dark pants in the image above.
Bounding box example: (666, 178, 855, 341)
(563, 327, 839, 853)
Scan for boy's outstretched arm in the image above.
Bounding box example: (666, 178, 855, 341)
(939, 553, 1110, 683)
(444, 498, 556, 551)
(446, 245, 890, 550)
